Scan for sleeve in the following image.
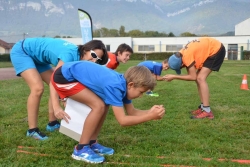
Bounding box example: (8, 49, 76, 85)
(103, 85, 126, 107)
(58, 49, 76, 63)
(153, 65, 162, 76)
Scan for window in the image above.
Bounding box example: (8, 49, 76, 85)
(138, 45, 155, 51)
(166, 45, 183, 52)
(106, 45, 110, 51)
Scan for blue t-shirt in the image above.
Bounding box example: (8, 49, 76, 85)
(23, 38, 80, 66)
(137, 61, 163, 76)
(61, 61, 131, 107)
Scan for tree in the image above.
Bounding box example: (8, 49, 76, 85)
(168, 32, 175, 37)
(128, 29, 144, 37)
(180, 32, 197, 37)
(109, 29, 119, 37)
(119, 25, 126, 37)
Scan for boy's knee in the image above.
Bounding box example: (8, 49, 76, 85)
(196, 76, 206, 83)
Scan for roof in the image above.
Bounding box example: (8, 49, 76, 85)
(0, 39, 12, 49)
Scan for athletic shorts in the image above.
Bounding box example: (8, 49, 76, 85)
(51, 67, 86, 99)
(10, 40, 52, 76)
(203, 44, 226, 71)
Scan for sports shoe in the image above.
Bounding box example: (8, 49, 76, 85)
(46, 122, 60, 132)
(146, 91, 159, 97)
(191, 111, 214, 119)
(190, 108, 203, 115)
(91, 143, 114, 155)
(26, 128, 48, 140)
(72, 145, 105, 163)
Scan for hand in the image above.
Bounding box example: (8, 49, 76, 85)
(148, 105, 165, 120)
(54, 108, 71, 123)
(163, 74, 175, 82)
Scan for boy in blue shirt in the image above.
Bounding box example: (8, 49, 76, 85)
(137, 60, 168, 96)
(50, 61, 165, 164)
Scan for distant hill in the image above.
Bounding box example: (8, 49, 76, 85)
(0, 0, 250, 42)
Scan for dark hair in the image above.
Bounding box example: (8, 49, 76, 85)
(78, 40, 108, 65)
(115, 43, 133, 56)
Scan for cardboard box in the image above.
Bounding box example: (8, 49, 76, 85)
(59, 98, 91, 141)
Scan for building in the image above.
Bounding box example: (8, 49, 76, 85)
(235, 18, 250, 36)
(62, 35, 250, 60)
(0, 39, 13, 55)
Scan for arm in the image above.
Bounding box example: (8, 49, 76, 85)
(112, 104, 165, 126)
(155, 75, 164, 81)
(50, 60, 71, 122)
(163, 65, 197, 81)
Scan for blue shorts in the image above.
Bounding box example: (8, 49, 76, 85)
(10, 40, 52, 76)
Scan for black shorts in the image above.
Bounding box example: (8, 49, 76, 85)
(203, 44, 226, 71)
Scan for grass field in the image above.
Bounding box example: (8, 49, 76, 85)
(0, 60, 250, 167)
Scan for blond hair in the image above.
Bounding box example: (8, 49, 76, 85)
(124, 66, 156, 90)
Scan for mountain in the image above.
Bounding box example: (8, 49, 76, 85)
(1, 0, 250, 43)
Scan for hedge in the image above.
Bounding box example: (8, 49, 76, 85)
(0, 54, 11, 62)
(243, 50, 250, 60)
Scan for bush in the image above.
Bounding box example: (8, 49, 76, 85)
(130, 52, 174, 60)
(243, 50, 250, 60)
(0, 54, 11, 62)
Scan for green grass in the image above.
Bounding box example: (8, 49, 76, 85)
(1, 60, 250, 167)
(0, 62, 13, 68)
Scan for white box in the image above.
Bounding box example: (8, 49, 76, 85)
(59, 98, 91, 141)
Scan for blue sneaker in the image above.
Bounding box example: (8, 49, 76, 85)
(26, 128, 48, 140)
(91, 143, 114, 155)
(72, 145, 105, 163)
(46, 122, 60, 132)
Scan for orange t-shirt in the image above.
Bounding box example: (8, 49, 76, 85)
(180, 37, 221, 69)
(105, 52, 119, 70)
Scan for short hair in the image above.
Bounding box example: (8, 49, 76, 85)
(115, 43, 133, 55)
(163, 59, 168, 64)
(124, 66, 156, 90)
(78, 40, 108, 65)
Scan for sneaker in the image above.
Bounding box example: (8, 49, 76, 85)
(191, 111, 214, 119)
(26, 128, 48, 140)
(46, 122, 60, 132)
(146, 91, 153, 95)
(190, 108, 203, 115)
(146, 91, 159, 97)
(72, 145, 105, 163)
(91, 143, 114, 155)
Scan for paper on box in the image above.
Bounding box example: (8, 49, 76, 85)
(59, 98, 91, 141)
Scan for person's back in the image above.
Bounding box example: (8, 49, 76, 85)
(23, 38, 79, 66)
(61, 61, 129, 106)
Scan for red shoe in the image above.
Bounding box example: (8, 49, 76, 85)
(190, 108, 202, 115)
(191, 111, 214, 119)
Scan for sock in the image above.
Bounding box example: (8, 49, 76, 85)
(89, 140, 97, 146)
(28, 127, 38, 133)
(77, 144, 89, 150)
(48, 120, 60, 126)
(203, 106, 211, 113)
(198, 103, 203, 109)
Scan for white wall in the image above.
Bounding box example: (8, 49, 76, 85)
(61, 37, 132, 53)
(235, 18, 250, 36)
(62, 36, 250, 60)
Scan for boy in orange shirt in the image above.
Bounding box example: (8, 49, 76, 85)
(163, 37, 226, 119)
(105, 43, 133, 70)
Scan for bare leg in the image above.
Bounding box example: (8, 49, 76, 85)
(21, 69, 44, 129)
(196, 67, 212, 107)
(90, 105, 110, 140)
(40, 69, 57, 122)
(69, 88, 105, 144)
